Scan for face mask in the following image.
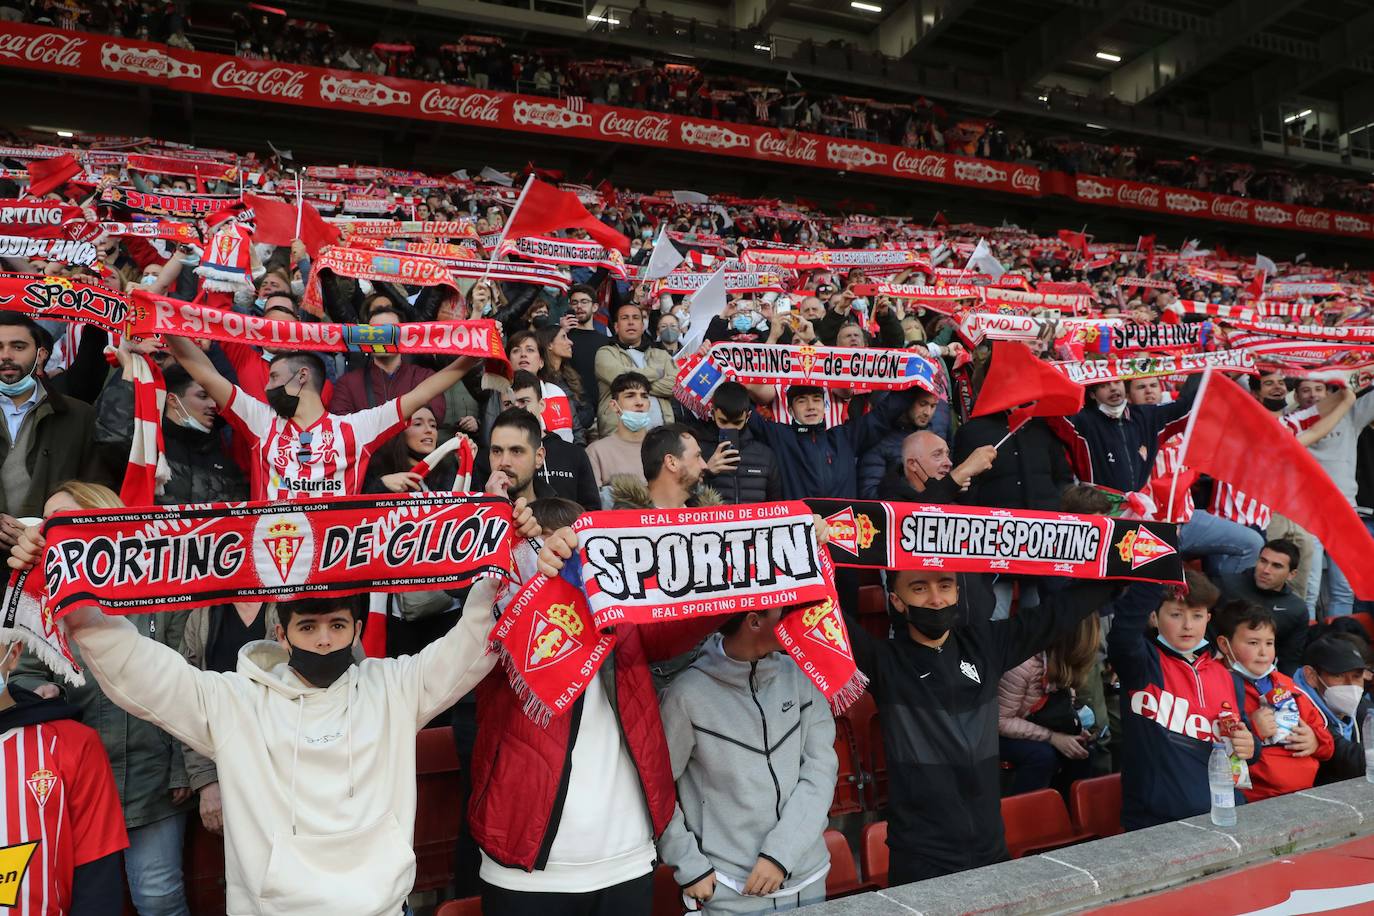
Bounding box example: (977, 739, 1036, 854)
(290, 278, 305, 297)
(641, 228, 653, 239)
(1261, 396, 1287, 412)
(1321, 681, 1364, 719)
(731, 314, 755, 333)
(1098, 401, 1126, 419)
(1231, 660, 1277, 682)
(170, 395, 211, 434)
(659, 326, 681, 344)
(852, 298, 870, 312)
(0, 361, 38, 398)
(254, 296, 268, 311)
(287, 642, 354, 688)
(894, 596, 959, 640)
(619, 409, 653, 432)
(1156, 634, 1207, 655)
(265, 377, 302, 420)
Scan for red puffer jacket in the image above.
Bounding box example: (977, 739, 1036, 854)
(469, 617, 716, 871)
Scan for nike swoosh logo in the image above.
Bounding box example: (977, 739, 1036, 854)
(919, 672, 932, 679)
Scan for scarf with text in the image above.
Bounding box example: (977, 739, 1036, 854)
(29, 493, 513, 619)
(99, 221, 200, 245)
(1053, 349, 1256, 384)
(331, 219, 479, 239)
(126, 291, 513, 378)
(804, 499, 1183, 582)
(497, 235, 628, 278)
(0, 273, 129, 329)
(100, 187, 240, 218)
(740, 248, 930, 273)
(1115, 276, 1177, 293)
(490, 503, 863, 723)
(0, 236, 99, 265)
(656, 270, 785, 295)
(700, 341, 940, 393)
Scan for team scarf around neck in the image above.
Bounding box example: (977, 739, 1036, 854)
(125, 290, 514, 380)
(490, 502, 867, 723)
(1052, 349, 1256, 384)
(803, 499, 1184, 583)
(700, 341, 940, 394)
(496, 235, 628, 278)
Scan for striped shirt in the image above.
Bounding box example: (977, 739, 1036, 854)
(223, 386, 404, 501)
(0, 720, 127, 915)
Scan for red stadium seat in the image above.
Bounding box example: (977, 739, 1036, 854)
(435, 898, 482, 916)
(183, 819, 227, 916)
(1069, 773, 1124, 839)
(652, 863, 685, 916)
(860, 821, 889, 888)
(1001, 789, 1094, 858)
(414, 727, 464, 893)
(830, 715, 867, 816)
(858, 585, 885, 616)
(824, 829, 876, 898)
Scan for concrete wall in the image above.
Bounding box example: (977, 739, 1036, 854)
(806, 778, 1374, 915)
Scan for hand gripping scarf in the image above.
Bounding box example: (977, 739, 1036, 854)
(490, 502, 867, 724)
(803, 499, 1184, 583)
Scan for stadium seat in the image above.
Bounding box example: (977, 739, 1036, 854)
(1352, 612, 1374, 643)
(857, 584, 885, 616)
(183, 820, 227, 916)
(823, 829, 875, 898)
(414, 728, 464, 893)
(843, 691, 878, 807)
(652, 863, 685, 916)
(860, 821, 889, 888)
(830, 715, 867, 816)
(435, 898, 482, 916)
(1001, 789, 1094, 858)
(1069, 773, 1124, 839)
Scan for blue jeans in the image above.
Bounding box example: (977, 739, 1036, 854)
(125, 813, 190, 916)
(1306, 540, 1355, 619)
(1178, 510, 1264, 579)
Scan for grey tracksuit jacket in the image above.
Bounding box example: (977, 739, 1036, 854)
(657, 635, 837, 891)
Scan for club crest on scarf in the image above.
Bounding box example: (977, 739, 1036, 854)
(527, 600, 585, 671)
(822, 506, 877, 558)
(1115, 526, 1176, 570)
(260, 517, 310, 583)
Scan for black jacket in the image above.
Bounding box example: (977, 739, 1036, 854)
(702, 427, 782, 505)
(951, 415, 1073, 511)
(747, 389, 918, 500)
(538, 433, 601, 512)
(1061, 380, 1197, 492)
(846, 578, 1115, 878)
(875, 466, 961, 504)
(1220, 571, 1309, 675)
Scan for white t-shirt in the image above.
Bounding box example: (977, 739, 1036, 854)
(223, 385, 404, 501)
(479, 671, 656, 893)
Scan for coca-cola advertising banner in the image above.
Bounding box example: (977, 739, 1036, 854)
(3, 22, 1372, 240)
(1071, 175, 1374, 241)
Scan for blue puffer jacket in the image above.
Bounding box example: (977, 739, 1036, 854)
(747, 389, 918, 500)
(857, 400, 953, 499)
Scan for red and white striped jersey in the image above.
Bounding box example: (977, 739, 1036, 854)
(0, 720, 127, 915)
(1209, 406, 1320, 529)
(223, 386, 404, 501)
(766, 385, 851, 428)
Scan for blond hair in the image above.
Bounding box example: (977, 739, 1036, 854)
(51, 480, 123, 511)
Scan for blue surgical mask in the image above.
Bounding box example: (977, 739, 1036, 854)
(619, 409, 653, 431)
(731, 314, 755, 333)
(641, 228, 653, 239)
(0, 363, 38, 398)
(1157, 634, 1207, 655)
(1231, 660, 1276, 682)
(253, 296, 267, 311)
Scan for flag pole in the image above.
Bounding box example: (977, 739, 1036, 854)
(993, 411, 1032, 450)
(293, 169, 303, 240)
(478, 174, 534, 287)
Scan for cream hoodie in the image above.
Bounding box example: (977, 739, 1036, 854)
(71, 578, 499, 916)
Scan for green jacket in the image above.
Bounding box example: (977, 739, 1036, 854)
(0, 383, 98, 517)
(12, 611, 194, 829)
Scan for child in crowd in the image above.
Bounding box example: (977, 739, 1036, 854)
(1214, 601, 1332, 800)
(1108, 569, 1258, 829)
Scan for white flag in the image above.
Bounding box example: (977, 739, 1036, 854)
(676, 267, 727, 362)
(964, 238, 1005, 281)
(451, 169, 469, 181)
(930, 244, 952, 268)
(672, 190, 710, 205)
(1255, 253, 1277, 276)
(480, 166, 514, 187)
(643, 225, 685, 280)
(268, 141, 293, 161)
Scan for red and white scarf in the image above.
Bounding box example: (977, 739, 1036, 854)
(118, 351, 169, 508)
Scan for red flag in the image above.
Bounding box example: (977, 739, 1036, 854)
(1245, 271, 1265, 302)
(503, 178, 629, 254)
(26, 154, 81, 198)
(1057, 229, 1089, 255)
(1178, 372, 1374, 598)
(931, 211, 949, 228)
(972, 342, 1083, 429)
(244, 193, 340, 257)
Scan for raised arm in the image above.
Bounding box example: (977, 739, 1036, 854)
(399, 355, 480, 420)
(1298, 386, 1355, 446)
(165, 335, 234, 408)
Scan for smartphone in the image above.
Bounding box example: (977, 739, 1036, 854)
(719, 427, 741, 451)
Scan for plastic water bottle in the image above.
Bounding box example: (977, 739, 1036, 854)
(1209, 744, 1236, 827)
(1363, 710, 1374, 784)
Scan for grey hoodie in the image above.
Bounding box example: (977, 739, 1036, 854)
(657, 634, 836, 889)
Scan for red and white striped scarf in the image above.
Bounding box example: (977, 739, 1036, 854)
(118, 352, 169, 508)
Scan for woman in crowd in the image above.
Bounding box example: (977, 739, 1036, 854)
(536, 323, 594, 438)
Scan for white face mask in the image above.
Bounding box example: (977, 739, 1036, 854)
(171, 395, 211, 434)
(1230, 659, 1276, 682)
(1098, 401, 1127, 419)
(1322, 682, 1364, 719)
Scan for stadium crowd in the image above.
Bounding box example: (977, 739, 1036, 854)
(0, 129, 1372, 916)
(10, 0, 1374, 216)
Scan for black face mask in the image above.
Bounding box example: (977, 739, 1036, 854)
(288, 643, 354, 688)
(266, 377, 302, 420)
(895, 597, 961, 640)
(1261, 395, 1287, 412)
